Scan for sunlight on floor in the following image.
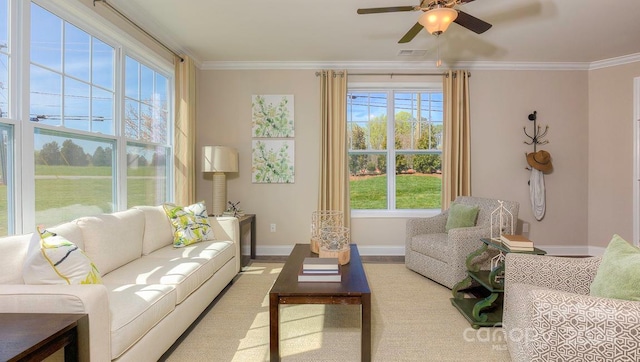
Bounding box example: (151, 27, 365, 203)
(232, 304, 330, 360)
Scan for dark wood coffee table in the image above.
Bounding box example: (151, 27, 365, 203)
(0, 313, 87, 362)
(269, 243, 371, 362)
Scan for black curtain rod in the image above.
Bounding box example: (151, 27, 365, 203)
(93, 0, 184, 62)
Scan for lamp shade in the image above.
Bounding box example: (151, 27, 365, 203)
(418, 6, 458, 35)
(202, 146, 238, 173)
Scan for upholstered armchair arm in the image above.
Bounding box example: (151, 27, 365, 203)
(505, 253, 601, 295)
(0, 284, 111, 362)
(406, 212, 449, 239)
(504, 284, 640, 362)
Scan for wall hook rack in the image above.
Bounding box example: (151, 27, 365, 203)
(523, 111, 549, 153)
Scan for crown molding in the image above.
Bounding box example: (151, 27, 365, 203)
(589, 52, 640, 70)
(200, 59, 592, 71)
(200, 55, 640, 72)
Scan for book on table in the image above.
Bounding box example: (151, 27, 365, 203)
(302, 257, 339, 272)
(504, 244, 534, 252)
(298, 266, 342, 282)
(500, 234, 534, 246)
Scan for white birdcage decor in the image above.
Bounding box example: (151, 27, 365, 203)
(490, 200, 514, 242)
(319, 226, 351, 265)
(310, 210, 343, 254)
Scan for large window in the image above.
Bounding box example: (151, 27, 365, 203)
(347, 87, 443, 212)
(0, 0, 174, 235)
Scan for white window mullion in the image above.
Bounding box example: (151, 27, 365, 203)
(18, 0, 36, 233)
(387, 90, 396, 210)
(115, 46, 127, 211)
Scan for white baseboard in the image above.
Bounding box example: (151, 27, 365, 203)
(256, 244, 604, 257)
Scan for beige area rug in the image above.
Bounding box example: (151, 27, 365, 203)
(163, 263, 511, 362)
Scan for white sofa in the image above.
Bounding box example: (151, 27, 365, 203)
(0, 205, 240, 361)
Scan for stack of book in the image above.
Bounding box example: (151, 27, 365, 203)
(500, 234, 534, 251)
(298, 257, 341, 282)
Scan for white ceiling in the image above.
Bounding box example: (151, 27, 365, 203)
(108, 0, 640, 68)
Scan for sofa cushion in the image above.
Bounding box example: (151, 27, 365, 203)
(76, 209, 145, 275)
(23, 228, 102, 285)
(410, 233, 450, 263)
(48, 221, 85, 250)
(163, 202, 215, 247)
(445, 203, 479, 232)
(590, 234, 640, 301)
(105, 283, 177, 359)
(101, 255, 216, 304)
(0, 234, 32, 284)
(149, 240, 235, 274)
(133, 205, 174, 255)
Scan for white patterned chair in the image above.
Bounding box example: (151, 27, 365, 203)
(503, 253, 640, 361)
(405, 196, 519, 289)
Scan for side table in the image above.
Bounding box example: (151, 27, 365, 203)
(450, 238, 546, 328)
(0, 313, 87, 361)
(238, 214, 256, 267)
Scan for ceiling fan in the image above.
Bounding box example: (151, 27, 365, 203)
(357, 0, 492, 43)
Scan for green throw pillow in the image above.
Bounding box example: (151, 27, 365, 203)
(163, 201, 215, 248)
(445, 203, 479, 232)
(590, 234, 640, 301)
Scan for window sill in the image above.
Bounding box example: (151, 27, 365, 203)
(351, 209, 441, 219)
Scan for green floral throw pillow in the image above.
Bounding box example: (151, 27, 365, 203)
(590, 234, 640, 301)
(445, 203, 480, 232)
(163, 201, 215, 247)
(23, 227, 102, 285)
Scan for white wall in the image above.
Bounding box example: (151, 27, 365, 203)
(196, 67, 625, 256)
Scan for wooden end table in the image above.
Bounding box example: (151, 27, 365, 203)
(0, 313, 87, 362)
(269, 243, 371, 361)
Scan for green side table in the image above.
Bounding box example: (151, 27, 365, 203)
(450, 238, 546, 328)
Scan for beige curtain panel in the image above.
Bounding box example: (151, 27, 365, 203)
(174, 56, 196, 206)
(441, 70, 472, 210)
(318, 70, 350, 228)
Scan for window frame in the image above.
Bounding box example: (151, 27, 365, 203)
(0, 0, 175, 235)
(348, 82, 443, 219)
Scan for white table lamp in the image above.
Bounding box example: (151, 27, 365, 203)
(202, 146, 239, 216)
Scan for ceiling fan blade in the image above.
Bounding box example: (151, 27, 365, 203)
(398, 22, 424, 43)
(454, 10, 492, 34)
(457, 0, 477, 3)
(357, 6, 415, 14)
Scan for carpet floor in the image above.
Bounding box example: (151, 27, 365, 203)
(162, 262, 511, 361)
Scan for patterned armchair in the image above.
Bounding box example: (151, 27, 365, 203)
(503, 253, 640, 361)
(405, 196, 519, 289)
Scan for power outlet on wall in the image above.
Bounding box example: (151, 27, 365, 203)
(270, 223, 276, 232)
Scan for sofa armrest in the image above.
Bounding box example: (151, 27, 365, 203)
(406, 212, 449, 239)
(504, 283, 640, 362)
(505, 253, 601, 295)
(209, 216, 240, 272)
(0, 284, 110, 362)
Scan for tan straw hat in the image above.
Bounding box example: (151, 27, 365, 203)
(526, 150, 553, 173)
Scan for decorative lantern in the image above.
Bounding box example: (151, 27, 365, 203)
(318, 226, 351, 265)
(490, 200, 514, 242)
(310, 210, 343, 254)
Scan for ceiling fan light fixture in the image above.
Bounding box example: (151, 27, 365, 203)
(418, 6, 458, 35)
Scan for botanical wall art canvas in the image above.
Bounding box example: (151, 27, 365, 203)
(251, 95, 294, 138)
(252, 140, 295, 183)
